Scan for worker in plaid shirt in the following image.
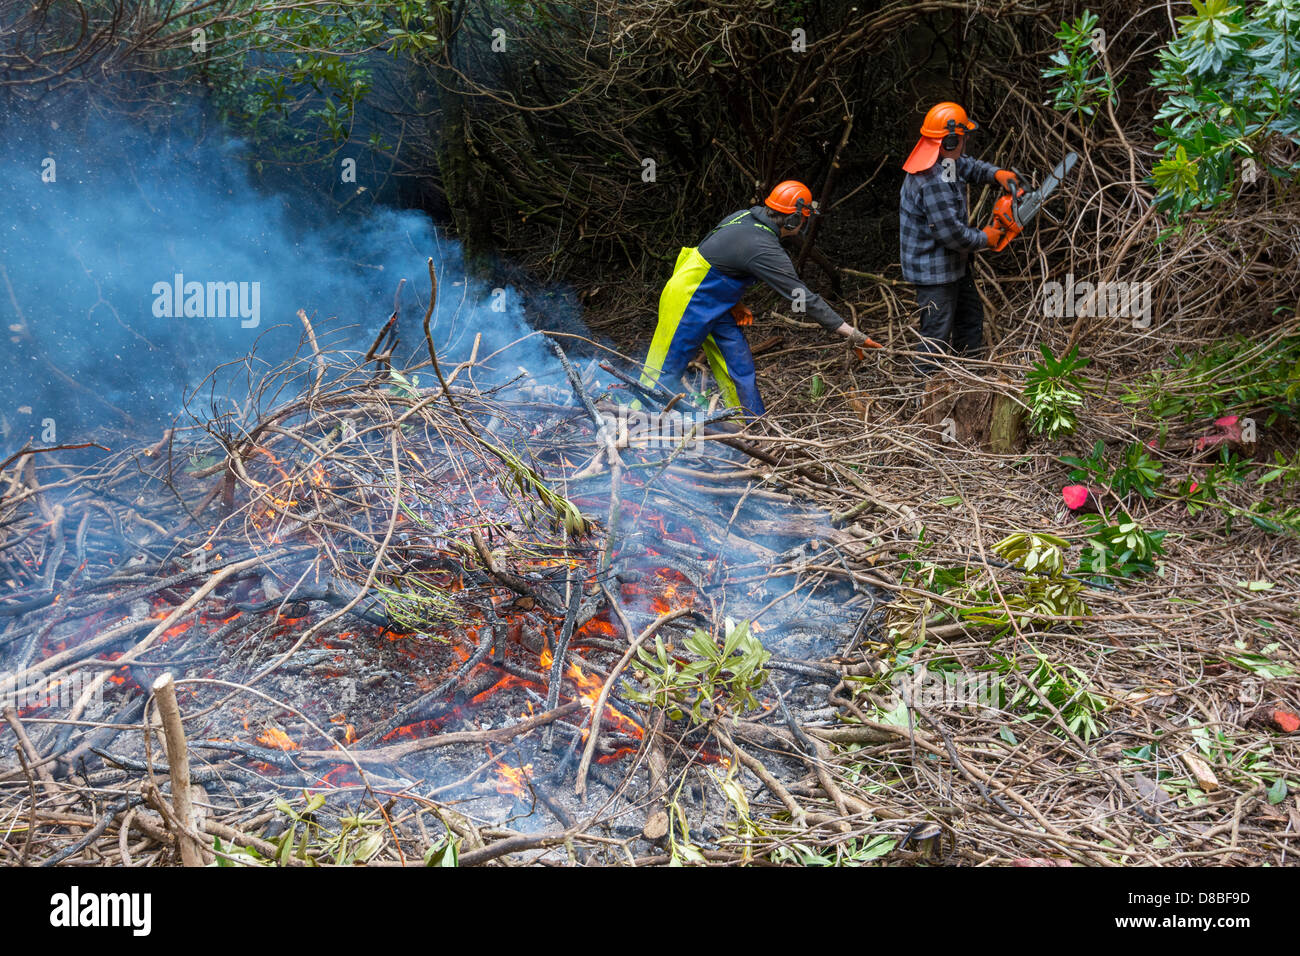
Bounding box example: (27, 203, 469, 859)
(899, 102, 1019, 371)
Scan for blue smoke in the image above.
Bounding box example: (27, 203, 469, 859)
(0, 114, 561, 451)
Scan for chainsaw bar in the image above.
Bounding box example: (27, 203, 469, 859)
(1014, 151, 1078, 228)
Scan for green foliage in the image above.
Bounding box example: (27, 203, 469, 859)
(991, 531, 1069, 576)
(188, 2, 443, 159)
(888, 532, 1092, 640)
(1149, 0, 1300, 215)
(1042, 10, 1116, 119)
(1125, 726, 1296, 807)
(625, 620, 770, 723)
(958, 532, 1090, 631)
(1110, 443, 1165, 498)
(664, 798, 709, 866)
(1075, 514, 1167, 579)
(1235, 499, 1300, 535)
(386, 370, 422, 401)
(217, 791, 388, 867)
(1179, 450, 1300, 535)
(211, 836, 266, 867)
(1113, 332, 1300, 538)
(318, 808, 388, 865)
(770, 835, 897, 866)
(489, 443, 589, 536)
(1196, 448, 1253, 500)
(1223, 640, 1297, 679)
(424, 835, 460, 867)
(270, 791, 328, 865)
(1060, 440, 1109, 485)
(869, 645, 1108, 746)
(1002, 652, 1109, 743)
(1024, 345, 1090, 439)
(660, 759, 763, 865)
(1060, 441, 1164, 499)
(1247, 455, 1300, 525)
(1125, 332, 1300, 425)
(711, 761, 765, 864)
(186, 450, 223, 473)
(376, 572, 463, 633)
(896, 531, 972, 596)
(1256, 447, 1300, 493)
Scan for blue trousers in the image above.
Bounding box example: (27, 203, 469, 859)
(643, 247, 765, 416)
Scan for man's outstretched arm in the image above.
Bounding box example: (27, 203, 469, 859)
(744, 242, 862, 341)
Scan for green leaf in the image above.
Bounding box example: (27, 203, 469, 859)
(424, 836, 460, 867)
(303, 792, 327, 814)
(854, 835, 897, 861)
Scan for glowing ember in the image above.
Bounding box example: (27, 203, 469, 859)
(330, 714, 358, 744)
(596, 746, 638, 764)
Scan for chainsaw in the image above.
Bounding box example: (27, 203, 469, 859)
(985, 151, 1078, 252)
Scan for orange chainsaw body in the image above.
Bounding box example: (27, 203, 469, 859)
(982, 153, 1078, 252)
(987, 191, 1023, 252)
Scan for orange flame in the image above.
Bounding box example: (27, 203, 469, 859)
(539, 647, 643, 740)
(494, 761, 533, 796)
(257, 727, 299, 751)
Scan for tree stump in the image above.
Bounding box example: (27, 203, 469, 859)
(921, 373, 1023, 452)
(988, 388, 1025, 455)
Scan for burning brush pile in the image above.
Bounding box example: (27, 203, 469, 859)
(0, 296, 887, 866)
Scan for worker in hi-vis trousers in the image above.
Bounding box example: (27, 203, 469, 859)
(641, 181, 872, 417)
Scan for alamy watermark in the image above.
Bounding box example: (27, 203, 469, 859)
(49, 886, 151, 936)
(887, 665, 1001, 711)
(151, 273, 260, 328)
(2, 669, 105, 718)
(1043, 273, 1152, 328)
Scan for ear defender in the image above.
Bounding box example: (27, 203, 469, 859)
(783, 196, 811, 231)
(940, 119, 960, 152)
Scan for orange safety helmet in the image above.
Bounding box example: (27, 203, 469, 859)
(903, 102, 978, 174)
(764, 180, 815, 217)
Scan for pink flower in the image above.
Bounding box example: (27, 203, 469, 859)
(1196, 416, 1243, 451)
(1062, 485, 1092, 510)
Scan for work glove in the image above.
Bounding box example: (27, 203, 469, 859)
(981, 225, 1003, 249)
(730, 304, 754, 327)
(847, 329, 884, 358)
(995, 169, 1020, 194)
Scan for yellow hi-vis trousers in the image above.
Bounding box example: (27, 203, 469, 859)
(640, 247, 762, 415)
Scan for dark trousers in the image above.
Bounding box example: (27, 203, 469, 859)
(913, 271, 984, 372)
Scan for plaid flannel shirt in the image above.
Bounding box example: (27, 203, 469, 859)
(899, 154, 1001, 285)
